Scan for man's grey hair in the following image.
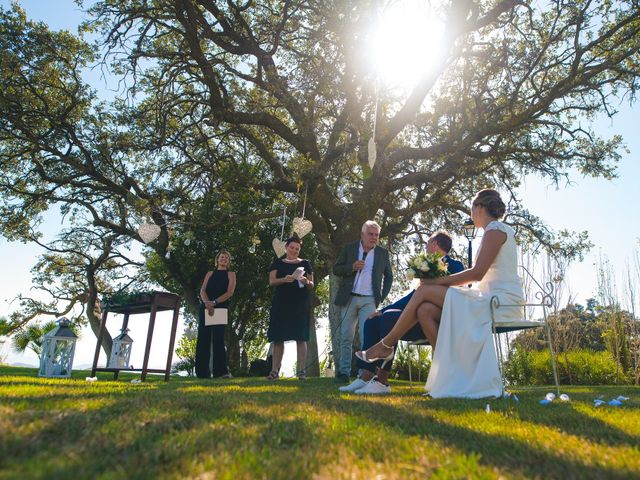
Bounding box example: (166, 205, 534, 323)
(361, 220, 381, 233)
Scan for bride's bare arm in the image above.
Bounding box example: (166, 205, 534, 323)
(427, 230, 507, 287)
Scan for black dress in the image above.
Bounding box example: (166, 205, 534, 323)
(195, 270, 230, 378)
(267, 259, 313, 342)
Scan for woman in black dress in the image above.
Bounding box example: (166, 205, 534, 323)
(195, 250, 236, 379)
(266, 236, 314, 380)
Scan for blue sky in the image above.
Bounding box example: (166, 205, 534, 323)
(1, 0, 638, 368)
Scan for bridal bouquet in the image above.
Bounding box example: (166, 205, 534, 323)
(406, 252, 449, 280)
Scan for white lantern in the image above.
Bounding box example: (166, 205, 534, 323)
(0, 336, 7, 364)
(38, 318, 78, 378)
(108, 328, 133, 369)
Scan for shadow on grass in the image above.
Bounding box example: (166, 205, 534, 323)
(1, 374, 638, 479)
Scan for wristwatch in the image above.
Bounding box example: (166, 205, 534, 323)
(212, 299, 218, 306)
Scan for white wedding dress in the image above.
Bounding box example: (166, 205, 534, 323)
(425, 221, 524, 399)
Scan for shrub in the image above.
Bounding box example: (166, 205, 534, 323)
(503, 345, 535, 385)
(391, 342, 432, 381)
(504, 347, 633, 386)
(171, 358, 195, 376)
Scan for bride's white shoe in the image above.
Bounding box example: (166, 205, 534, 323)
(355, 340, 395, 368)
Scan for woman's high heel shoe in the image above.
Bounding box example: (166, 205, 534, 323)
(355, 340, 395, 368)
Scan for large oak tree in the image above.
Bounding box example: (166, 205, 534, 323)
(1, 1, 638, 371)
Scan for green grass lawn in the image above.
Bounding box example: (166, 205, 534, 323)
(1, 366, 639, 479)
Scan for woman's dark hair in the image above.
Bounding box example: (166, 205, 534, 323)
(473, 189, 506, 218)
(285, 235, 302, 247)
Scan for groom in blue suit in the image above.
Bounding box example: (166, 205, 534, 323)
(340, 231, 464, 394)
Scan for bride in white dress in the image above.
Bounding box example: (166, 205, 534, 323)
(356, 189, 524, 398)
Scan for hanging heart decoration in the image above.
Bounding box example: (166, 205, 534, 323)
(138, 223, 161, 244)
(272, 238, 286, 258)
(367, 137, 377, 169)
(292, 217, 313, 238)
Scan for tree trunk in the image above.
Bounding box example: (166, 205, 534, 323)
(306, 290, 320, 376)
(328, 274, 341, 374)
(86, 295, 112, 359)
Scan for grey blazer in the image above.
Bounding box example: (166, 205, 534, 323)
(332, 241, 393, 307)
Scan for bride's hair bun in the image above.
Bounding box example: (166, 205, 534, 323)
(473, 189, 506, 218)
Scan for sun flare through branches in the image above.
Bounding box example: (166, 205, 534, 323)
(370, 0, 446, 89)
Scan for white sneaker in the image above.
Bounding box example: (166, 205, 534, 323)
(339, 378, 369, 392)
(355, 379, 391, 395)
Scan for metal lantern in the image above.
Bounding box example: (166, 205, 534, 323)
(463, 218, 477, 268)
(0, 336, 7, 364)
(108, 328, 133, 369)
(38, 318, 78, 378)
(463, 218, 477, 241)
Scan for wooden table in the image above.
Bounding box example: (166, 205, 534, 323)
(90, 291, 181, 381)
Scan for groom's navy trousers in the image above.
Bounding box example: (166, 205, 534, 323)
(357, 255, 464, 373)
(357, 294, 427, 374)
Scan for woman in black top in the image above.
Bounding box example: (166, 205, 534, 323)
(266, 236, 314, 381)
(195, 250, 237, 379)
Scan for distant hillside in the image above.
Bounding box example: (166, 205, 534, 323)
(9, 362, 38, 368)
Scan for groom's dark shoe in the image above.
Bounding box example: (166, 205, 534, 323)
(334, 373, 350, 383)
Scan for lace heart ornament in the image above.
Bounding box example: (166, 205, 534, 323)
(272, 238, 286, 258)
(368, 137, 377, 169)
(292, 217, 313, 238)
(138, 223, 161, 244)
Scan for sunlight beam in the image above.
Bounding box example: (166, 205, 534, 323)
(370, 0, 446, 90)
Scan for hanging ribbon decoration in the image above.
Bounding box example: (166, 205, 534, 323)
(368, 70, 380, 170)
(301, 185, 307, 218)
(292, 185, 313, 238)
(368, 1, 384, 171)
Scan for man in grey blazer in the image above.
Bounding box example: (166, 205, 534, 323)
(333, 220, 393, 382)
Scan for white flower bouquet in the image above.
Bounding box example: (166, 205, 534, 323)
(406, 251, 449, 280)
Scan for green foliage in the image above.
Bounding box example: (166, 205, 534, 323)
(512, 300, 638, 383)
(513, 301, 605, 352)
(0, 316, 10, 337)
(11, 320, 81, 360)
(0, 4, 95, 241)
(503, 345, 536, 386)
(2, 367, 640, 478)
(242, 334, 270, 370)
(103, 289, 156, 308)
(505, 347, 632, 386)
(318, 351, 333, 376)
(173, 327, 196, 377)
(391, 342, 432, 381)
(600, 307, 632, 379)
(11, 320, 58, 359)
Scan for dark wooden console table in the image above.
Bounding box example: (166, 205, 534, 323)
(90, 291, 181, 381)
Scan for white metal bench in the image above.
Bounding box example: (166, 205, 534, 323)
(490, 265, 560, 396)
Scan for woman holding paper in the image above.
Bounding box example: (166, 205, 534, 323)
(195, 250, 236, 379)
(266, 236, 314, 381)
